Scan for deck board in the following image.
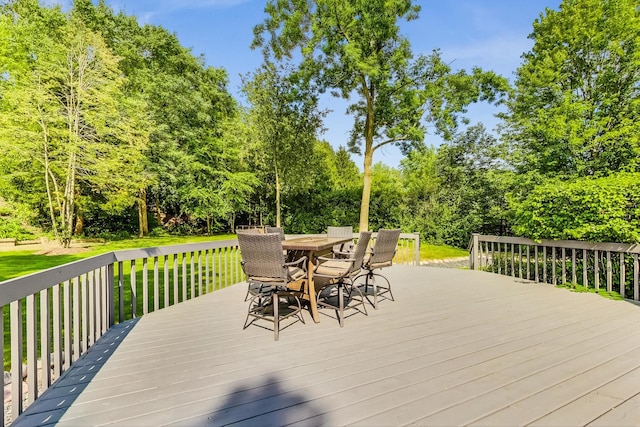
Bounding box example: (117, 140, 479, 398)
(13, 266, 640, 426)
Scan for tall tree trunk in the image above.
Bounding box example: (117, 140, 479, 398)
(60, 152, 76, 248)
(74, 209, 84, 235)
(155, 196, 162, 227)
(138, 188, 148, 237)
(359, 90, 375, 232)
(40, 113, 60, 243)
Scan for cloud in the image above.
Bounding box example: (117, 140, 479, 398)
(439, 35, 533, 78)
(107, 0, 252, 24)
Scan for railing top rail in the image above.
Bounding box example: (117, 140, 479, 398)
(0, 252, 116, 307)
(473, 234, 640, 254)
(112, 239, 239, 262)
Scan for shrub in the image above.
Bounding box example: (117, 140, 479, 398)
(511, 172, 640, 243)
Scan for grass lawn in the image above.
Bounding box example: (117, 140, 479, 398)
(421, 243, 468, 260)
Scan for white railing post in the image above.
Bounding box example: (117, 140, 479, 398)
(414, 233, 420, 266)
(470, 234, 479, 270)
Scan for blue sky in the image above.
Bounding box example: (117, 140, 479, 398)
(54, 0, 562, 168)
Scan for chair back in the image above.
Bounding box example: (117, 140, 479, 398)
(370, 229, 401, 265)
(237, 233, 287, 280)
(265, 226, 285, 240)
(348, 231, 372, 274)
(327, 226, 353, 238)
(237, 228, 262, 235)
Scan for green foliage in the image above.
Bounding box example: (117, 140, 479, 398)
(0, 217, 35, 240)
(556, 282, 623, 300)
(511, 172, 640, 242)
(504, 0, 640, 178)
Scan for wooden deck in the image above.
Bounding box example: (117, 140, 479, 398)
(13, 266, 640, 426)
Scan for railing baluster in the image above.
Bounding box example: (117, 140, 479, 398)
(607, 251, 612, 292)
(130, 260, 137, 318)
(218, 247, 223, 288)
(73, 276, 80, 362)
(107, 263, 115, 328)
(620, 253, 625, 298)
(88, 272, 95, 347)
(198, 251, 203, 297)
(153, 257, 159, 311)
(572, 249, 576, 284)
(551, 247, 556, 285)
(11, 300, 23, 418)
(173, 254, 179, 304)
(164, 255, 170, 308)
(205, 249, 210, 294)
(190, 251, 196, 298)
(584, 249, 589, 288)
(224, 248, 231, 286)
(594, 250, 599, 291)
(543, 246, 547, 283)
(26, 293, 37, 404)
(213, 248, 219, 290)
(527, 245, 540, 283)
(497, 243, 501, 274)
(635, 253, 639, 301)
(102, 265, 108, 335)
(182, 253, 187, 301)
(511, 243, 515, 277)
(561, 247, 566, 284)
(526, 245, 530, 280)
(118, 261, 124, 323)
(143, 258, 149, 315)
(39, 288, 51, 391)
(63, 280, 71, 371)
(518, 244, 522, 278)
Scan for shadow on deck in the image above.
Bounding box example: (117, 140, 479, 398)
(13, 266, 640, 426)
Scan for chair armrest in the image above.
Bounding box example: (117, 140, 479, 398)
(284, 256, 308, 272)
(316, 255, 354, 263)
(333, 249, 355, 258)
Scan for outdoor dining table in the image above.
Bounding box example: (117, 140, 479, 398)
(282, 236, 353, 323)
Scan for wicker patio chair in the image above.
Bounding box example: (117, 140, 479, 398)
(314, 231, 372, 327)
(265, 226, 285, 240)
(237, 232, 307, 340)
(238, 228, 269, 301)
(355, 229, 401, 309)
(327, 226, 354, 257)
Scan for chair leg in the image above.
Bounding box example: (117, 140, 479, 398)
(338, 284, 344, 328)
(273, 294, 279, 341)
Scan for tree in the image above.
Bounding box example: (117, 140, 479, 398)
(242, 63, 325, 227)
(436, 124, 514, 245)
(0, 1, 150, 246)
(503, 0, 640, 178)
(253, 0, 509, 230)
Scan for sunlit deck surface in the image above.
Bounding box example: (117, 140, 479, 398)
(14, 266, 640, 426)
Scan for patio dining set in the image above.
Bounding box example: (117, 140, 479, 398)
(237, 227, 401, 340)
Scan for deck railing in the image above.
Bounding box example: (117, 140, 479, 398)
(469, 234, 640, 301)
(0, 232, 419, 424)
